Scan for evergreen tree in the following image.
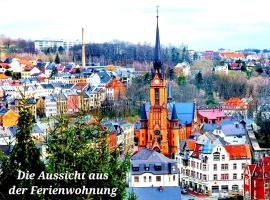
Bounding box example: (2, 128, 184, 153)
(195, 71, 203, 89)
(177, 75, 186, 85)
(46, 115, 131, 200)
(54, 53, 60, 64)
(205, 91, 217, 106)
(0, 96, 45, 200)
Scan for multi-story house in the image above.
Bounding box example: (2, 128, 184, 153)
(244, 156, 270, 200)
(129, 148, 178, 188)
(212, 122, 247, 145)
(44, 96, 57, 117)
(222, 97, 247, 117)
(106, 79, 126, 101)
(178, 139, 251, 197)
(34, 39, 80, 51)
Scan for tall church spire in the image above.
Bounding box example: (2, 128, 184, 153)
(153, 6, 163, 78)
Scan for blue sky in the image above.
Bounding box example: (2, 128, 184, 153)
(1, 0, 270, 50)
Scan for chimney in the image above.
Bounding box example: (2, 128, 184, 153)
(82, 27, 86, 68)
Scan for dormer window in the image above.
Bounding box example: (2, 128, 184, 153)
(154, 163, 162, 171)
(145, 164, 150, 171)
(132, 164, 140, 171)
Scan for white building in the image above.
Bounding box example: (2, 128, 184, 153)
(178, 139, 251, 197)
(34, 39, 80, 51)
(44, 96, 57, 117)
(129, 148, 178, 188)
(212, 123, 247, 145)
(214, 64, 229, 75)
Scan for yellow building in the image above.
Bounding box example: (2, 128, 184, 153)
(0, 109, 19, 127)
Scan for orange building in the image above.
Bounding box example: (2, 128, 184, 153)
(223, 97, 247, 116)
(106, 79, 126, 101)
(0, 108, 19, 127)
(135, 14, 196, 158)
(67, 94, 80, 114)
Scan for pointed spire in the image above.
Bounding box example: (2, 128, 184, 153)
(153, 5, 163, 75)
(171, 104, 178, 121)
(167, 80, 172, 102)
(167, 67, 173, 102)
(140, 103, 148, 120)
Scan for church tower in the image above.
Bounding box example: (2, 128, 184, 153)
(147, 9, 169, 155)
(138, 8, 172, 157)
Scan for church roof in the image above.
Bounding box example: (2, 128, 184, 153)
(140, 103, 148, 120)
(171, 104, 178, 120)
(144, 102, 194, 125)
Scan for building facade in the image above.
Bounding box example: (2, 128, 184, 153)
(129, 148, 178, 188)
(178, 139, 251, 197)
(244, 156, 270, 200)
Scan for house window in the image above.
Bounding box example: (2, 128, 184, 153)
(154, 88, 159, 105)
(144, 176, 146, 182)
(213, 174, 217, 180)
(156, 176, 161, 182)
(203, 175, 207, 181)
(154, 164, 162, 171)
(202, 164, 207, 171)
(221, 185, 228, 193)
(265, 183, 269, 188)
(233, 163, 237, 170)
(213, 164, 217, 171)
(222, 155, 225, 160)
(132, 166, 139, 171)
(134, 176, 139, 182)
(221, 164, 228, 171)
(233, 174, 237, 180)
(241, 173, 244, 179)
(221, 174, 229, 180)
(213, 152, 220, 161)
(242, 163, 246, 169)
(149, 176, 152, 182)
(266, 191, 269, 200)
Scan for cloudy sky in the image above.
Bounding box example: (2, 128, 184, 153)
(1, 0, 270, 50)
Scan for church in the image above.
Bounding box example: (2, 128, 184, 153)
(135, 11, 197, 158)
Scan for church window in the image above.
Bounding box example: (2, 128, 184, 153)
(155, 88, 159, 105)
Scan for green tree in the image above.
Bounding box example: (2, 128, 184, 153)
(46, 115, 131, 200)
(0, 96, 45, 200)
(143, 72, 151, 84)
(177, 75, 186, 85)
(54, 53, 60, 64)
(4, 70, 13, 77)
(195, 71, 203, 89)
(205, 91, 217, 106)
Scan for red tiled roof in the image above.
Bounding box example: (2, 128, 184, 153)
(224, 97, 244, 107)
(186, 140, 196, 151)
(220, 52, 245, 59)
(191, 144, 202, 158)
(107, 79, 124, 88)
(198, 109, 226, 120)
(0, 63, 10, 68)
(224, 144, 251, 160)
